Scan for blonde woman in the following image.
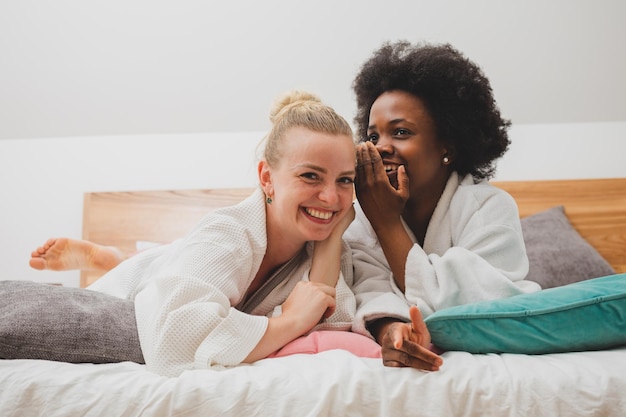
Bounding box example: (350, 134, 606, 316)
(32, 91, 358, 377)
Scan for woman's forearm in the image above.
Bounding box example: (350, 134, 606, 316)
(310, 206, 355, 287)
(374, 221, 413, 292)
(243, 315, 300, 362)
(309, 237, 343, 286)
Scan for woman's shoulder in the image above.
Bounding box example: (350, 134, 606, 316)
(454, 174, 516, 208)
(449, 174, 520, 225)
(188, 189, 267, 245)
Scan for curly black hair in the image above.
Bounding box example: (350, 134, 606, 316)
(352, 41, 511, 180)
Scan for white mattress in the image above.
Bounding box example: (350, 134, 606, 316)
(2, 347, 625, 416)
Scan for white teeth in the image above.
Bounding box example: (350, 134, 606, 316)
(384, 165, 398, 172)
(306, 208, 333, 220)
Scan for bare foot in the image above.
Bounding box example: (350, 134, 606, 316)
(29, 238, 126, 272)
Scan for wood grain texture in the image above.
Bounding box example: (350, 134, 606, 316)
(80, 178, 626, 287)
(492, 178, 626, 274)
(81, 188, 253, 287)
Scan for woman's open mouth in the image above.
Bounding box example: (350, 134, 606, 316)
(384, 163, 400, 174)
(304, 207, 334, 221)
(384, 163, 400, 189)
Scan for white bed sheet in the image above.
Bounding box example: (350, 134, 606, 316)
(1, 348, 625, 417)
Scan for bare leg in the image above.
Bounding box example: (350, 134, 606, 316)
(29, 238, 126, 272)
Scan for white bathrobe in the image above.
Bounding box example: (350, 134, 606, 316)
(90, 188, 355, 377)
(344, 173, 541, 336)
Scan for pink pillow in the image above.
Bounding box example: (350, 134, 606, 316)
(268, 330, 382, 359)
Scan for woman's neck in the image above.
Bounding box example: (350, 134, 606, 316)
(403, 174, 450, 245)
(264, 209, 307, 270)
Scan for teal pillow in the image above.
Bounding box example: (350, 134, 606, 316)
(424, 274, 626, 354)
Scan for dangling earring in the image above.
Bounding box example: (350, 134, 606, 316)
(266, 195, 273, 204)
(443, 156, 450, 164)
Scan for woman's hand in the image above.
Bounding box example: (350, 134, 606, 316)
(309, 204, 355, 289)
(377, 306, 443, 371)
(355, 141, 409, 231)
(355, 141, 414, 291)
(331, 203, 356, 239)
(282, 281, 337, 329)
(245, 281, 337, 363)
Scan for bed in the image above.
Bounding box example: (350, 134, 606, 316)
(2, 178, 625, 416)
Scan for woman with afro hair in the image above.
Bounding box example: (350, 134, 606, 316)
(345, 41, 541, 371)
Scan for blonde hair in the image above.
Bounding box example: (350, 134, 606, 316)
(262, 90, 354, 167)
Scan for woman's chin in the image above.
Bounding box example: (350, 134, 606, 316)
(310, 224, 336, 241)
(309, 233, 331, 242)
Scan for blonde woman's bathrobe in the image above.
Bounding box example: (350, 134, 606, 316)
(89, 188, 355, 377)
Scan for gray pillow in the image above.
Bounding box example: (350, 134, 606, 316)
(521, 206, 615, 289)
(0, 280, 144, 364)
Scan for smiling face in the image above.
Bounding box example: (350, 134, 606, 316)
(260, 126, 356, 245)
(366, 90, 451, 202)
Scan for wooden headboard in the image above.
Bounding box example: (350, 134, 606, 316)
(494, 178, 626, 275)
(80, 178, 626, 287)
(81, 188, 254, 287)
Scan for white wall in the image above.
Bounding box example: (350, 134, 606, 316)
(1, 122, 625, 287)
(1, 1, 625, 286)
(1, 0, 625, 139)
(496, 122, 626, 181)
(0, 132, 263, 287)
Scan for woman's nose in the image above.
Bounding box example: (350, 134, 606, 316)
(374, 135, 393, 155)
(319, 184, 340, 205)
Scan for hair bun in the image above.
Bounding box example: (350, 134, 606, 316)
(269, 90, 321, 123)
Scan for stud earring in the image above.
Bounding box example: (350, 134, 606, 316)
(266, 196, 273, 204)
(443, 156, 450, 164)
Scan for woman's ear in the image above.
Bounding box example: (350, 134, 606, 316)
(442, 145, 456, 164)
(258, 160, 273, 195)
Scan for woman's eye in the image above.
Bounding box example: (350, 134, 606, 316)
(339, 177, 355, 185)
(365, 134, 378, 144)
(394, 128, 410, 136)
(300, 172, 319, 181)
